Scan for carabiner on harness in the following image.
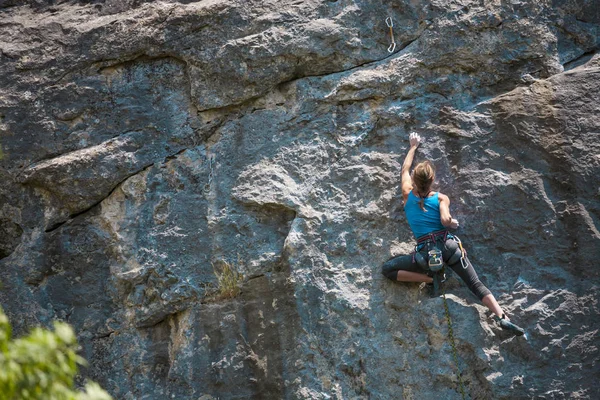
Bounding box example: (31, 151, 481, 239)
(385, 17, 396, 53)
(452, 234, 469, 269)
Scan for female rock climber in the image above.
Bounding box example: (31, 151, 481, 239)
(381, 132, 524, 335)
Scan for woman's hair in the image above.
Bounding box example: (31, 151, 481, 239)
(412, 160, 436, 211)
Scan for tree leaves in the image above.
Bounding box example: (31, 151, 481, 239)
(0, 307, 112, 400)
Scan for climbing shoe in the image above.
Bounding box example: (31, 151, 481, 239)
(494, 314, 525, 336)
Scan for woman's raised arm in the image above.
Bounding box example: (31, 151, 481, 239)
(401, 133, 421, 203)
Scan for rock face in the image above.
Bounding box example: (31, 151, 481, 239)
(1, 1, 599, 399)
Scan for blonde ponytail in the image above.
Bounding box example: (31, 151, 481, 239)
(412, 161, 435, 211)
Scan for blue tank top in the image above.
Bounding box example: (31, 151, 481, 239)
(404, 191, 445, 239)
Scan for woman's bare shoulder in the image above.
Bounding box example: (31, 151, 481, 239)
(437, 192, 451, 203)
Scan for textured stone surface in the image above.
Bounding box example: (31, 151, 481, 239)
(1, 1, 599, 399)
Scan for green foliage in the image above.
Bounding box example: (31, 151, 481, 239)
(0, 307, 112, 400)
(207, 259, 244, 301)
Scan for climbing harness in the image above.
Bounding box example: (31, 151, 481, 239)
(442, 284, 468, 400)
(413, 229, 468, 296)
(385, 17, 396, 53)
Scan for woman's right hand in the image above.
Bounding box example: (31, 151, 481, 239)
(409, 132, 422, 148)
(449, 218, 459, 229)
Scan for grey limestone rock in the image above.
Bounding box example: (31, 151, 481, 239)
(0, 0, 599, 399)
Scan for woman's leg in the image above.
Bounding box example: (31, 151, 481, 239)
(446, 255, 505, 317)
(397, 270, 433, 283)
(382, 254, 433, 283)
(442, 239, 525, 333)
(481, 294, 503, 318)
(447, 252, 526, 334)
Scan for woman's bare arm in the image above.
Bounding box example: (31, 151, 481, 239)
(401, 133, 421, 203)
(439, 193, 459, 229)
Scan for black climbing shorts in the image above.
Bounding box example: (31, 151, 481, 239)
(381, 238, 492, 300)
